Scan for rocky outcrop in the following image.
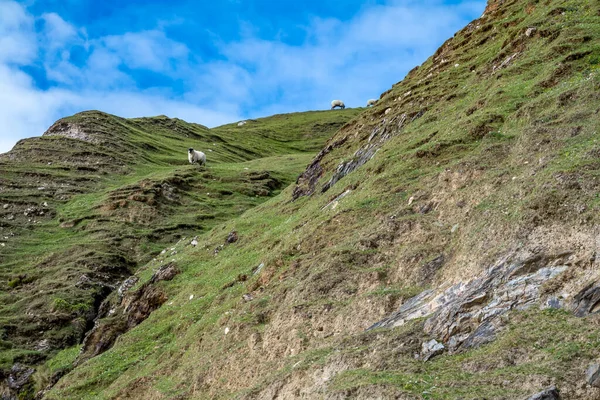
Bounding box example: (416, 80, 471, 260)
(369, 252, 579, 351)
(42, 121, 98, 144)
(0, 364, 36, 400)
(77, 263, 180, 364)
(293, 109, 426, 199)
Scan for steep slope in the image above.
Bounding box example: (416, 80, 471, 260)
(0, 109, 362, 398)
(42, 0, 600, 398)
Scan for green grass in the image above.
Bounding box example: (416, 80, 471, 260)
(4, 0, 600, 398)
(0, 108, 361, 377)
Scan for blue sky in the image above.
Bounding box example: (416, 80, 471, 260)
(0, 0, 486, 153)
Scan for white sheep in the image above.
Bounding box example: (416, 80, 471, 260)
(331, 100, 346, 110)
(188, 148, 206, 166)
(366, 99, 377, 107)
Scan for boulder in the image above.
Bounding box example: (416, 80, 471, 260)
(421, 339, 444, 361)
(586, 363, 600, 387)
(524, 386, 560, 400)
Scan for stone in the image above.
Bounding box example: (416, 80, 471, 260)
(3, 204, 8, 209)
(421, 339, 444, 361)
(524, 386, 560, 400)
(451, 224, 459, 233)
(242, 293, 254, 302)
(384, 108, 392, 115)
(226, 231, 238, 243)
(525, 27, 537, 37)
(253, 263, 265, 275)
(76, 274, 94, 288)
(7, 363, 35, 391)
(190, 239, 198, 247)
(35, 339, 51, 352)
(571, 285, 600, 316)
(151, 263, 180, 283)
(586, 363, 600, 387)
(117, 276, 139, 299)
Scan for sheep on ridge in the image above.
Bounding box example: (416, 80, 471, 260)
(366, 99, 377, 107)
(188, 148, 206, 166)
(331, 100, 345, 110)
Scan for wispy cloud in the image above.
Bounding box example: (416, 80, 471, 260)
(0, 0, 486, 153)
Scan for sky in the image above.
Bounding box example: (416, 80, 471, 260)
(0, 0, 486, 153)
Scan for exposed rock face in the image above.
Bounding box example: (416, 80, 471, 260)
(292, 138, 347, 200)
(294, 110, 425, 198)
(0, 363, 36, 400)
(322, 111, 424, 193)
(571, 284, 600, 317)
(42, 121, 98, 144)
(7, 364, 35, 391)
(369, 252, 574, 351)
(77, 263, 180, 363)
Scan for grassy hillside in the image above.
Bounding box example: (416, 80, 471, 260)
(3, 0, 600, 398)
(0, 108, 362, 398)
(43, 0, 600, 398)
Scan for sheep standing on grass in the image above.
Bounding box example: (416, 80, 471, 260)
(188, 148, 206, 166)
(331, 100, 345, 110)
(366, 99, 377, 107)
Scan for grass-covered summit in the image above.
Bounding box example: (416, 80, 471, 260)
(0, 108, 361, 397)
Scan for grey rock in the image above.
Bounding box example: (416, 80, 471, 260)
(421, 339, 444, 361)
(226, 231, 238, 244)
(151, 263, 180, 283)
(253, 263, 265, 275)
(524, 386, 560, 400)
(525, 27, 537, 37)
(369, 252, 571, 351)
(242, 293, 254, 302)
(586, 363, 600, 387)
(7, 363, 35, 390)
(571, 284, 600, 317)
(117, 276, 139, 300)
(34, 339, 50, 352)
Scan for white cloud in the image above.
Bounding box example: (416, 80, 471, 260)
(40, 12, 80, 48)
(0, 0, 486, 153)
(212, 0, 486, 111)
(0, 0, 37, 64)
(102, 30, 189, 73)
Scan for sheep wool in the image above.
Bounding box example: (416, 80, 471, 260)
(188, 148, 206, 166)
(330, 100, 345, 110)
